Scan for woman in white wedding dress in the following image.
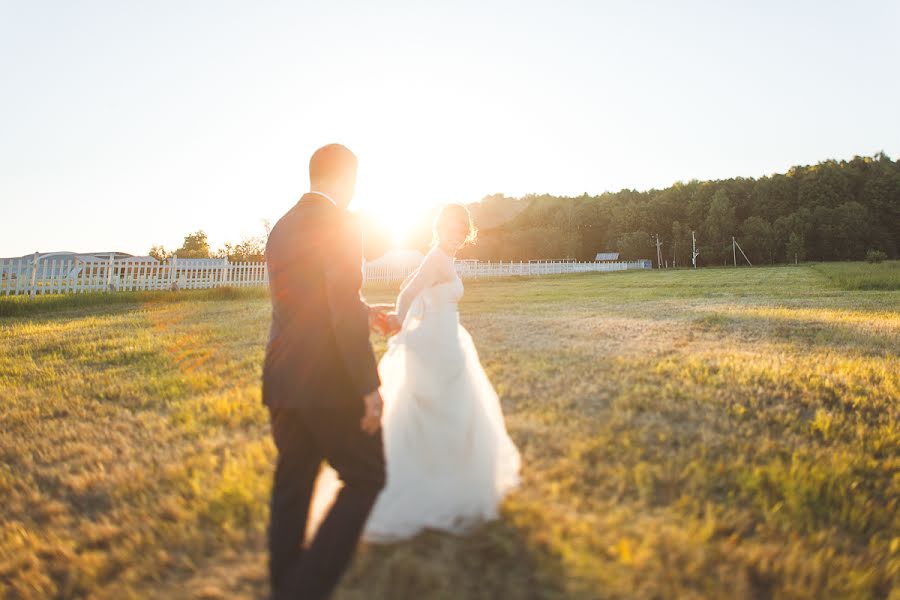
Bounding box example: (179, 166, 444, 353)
(308, 204, 520, 543)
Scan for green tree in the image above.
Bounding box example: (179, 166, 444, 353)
(553, 198, 580, 259)
(175, 230, 211, 259)
(810, 206, 837, 261)
(704, 189, 736, 263)
(148, 245, 170, 262)
(670, 221, 693, 267)
(216, 236, 265, 262)
(786, 232, 806, 263)
(616, 231, 654, 262)
(858, 157, 900, 256)
(575, 199, 609, 261)
(740, 216, 776, 264)
(798, 161, 851, 209)
(832, 201, 872, 260)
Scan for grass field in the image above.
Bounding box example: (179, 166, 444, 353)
(1, 263, 898, 599)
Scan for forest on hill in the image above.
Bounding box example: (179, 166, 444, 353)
(367, 153, 899, 266)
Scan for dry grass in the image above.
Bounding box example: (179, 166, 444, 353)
(1, 264, 898, 599)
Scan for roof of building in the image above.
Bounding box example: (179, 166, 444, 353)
(5, 251, 158, 263)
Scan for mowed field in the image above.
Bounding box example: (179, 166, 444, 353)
(1, 263, 898, 599)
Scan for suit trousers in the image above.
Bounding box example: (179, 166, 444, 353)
(267, 396, 386, 600)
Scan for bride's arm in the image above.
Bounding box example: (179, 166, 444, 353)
(395, 250, 451, 322)
(398, 266, 419, 293)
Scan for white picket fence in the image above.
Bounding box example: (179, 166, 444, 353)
(0, 256, 267, 297)
(0, 255, 651, 298)
(364, 259, 652, 283)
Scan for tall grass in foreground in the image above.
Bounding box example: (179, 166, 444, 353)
(0, 263, 897, 599)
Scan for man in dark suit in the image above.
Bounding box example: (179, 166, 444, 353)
(263, 144, 387, 599)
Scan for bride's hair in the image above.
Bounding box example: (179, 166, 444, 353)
(433, 204, 477, 247)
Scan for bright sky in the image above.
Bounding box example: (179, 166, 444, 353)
(2, 1, 899, 257)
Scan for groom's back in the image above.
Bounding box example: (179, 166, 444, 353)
(263, 196, 353, 407)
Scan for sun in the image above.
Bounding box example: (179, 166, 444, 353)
(354, 181, 430, 248)
(378, 204, 423, 248)
(389, 218, 410, 247)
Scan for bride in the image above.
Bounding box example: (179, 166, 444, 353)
(309, 204, 520, 542)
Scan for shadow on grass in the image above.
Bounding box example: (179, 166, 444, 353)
(690, 308, 898, 356)
(139, 514, 570, 600)
(335, 518, 569, 600)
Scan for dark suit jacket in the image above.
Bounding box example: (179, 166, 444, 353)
(262, 193, 380, 408)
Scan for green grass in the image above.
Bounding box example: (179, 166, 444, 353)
(1, 263, 898, 599)
(811, 260, 900, 291)
(0, 286, 270, 318)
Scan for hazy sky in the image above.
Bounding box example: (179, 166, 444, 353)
(2, 0, 899, 256)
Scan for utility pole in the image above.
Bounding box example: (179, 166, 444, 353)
(732, 236, 737, 267)
(691, 231, 700, 269)
(655, 234, 663, 269)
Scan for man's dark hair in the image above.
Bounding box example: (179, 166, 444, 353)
(309, 144, 358, 183)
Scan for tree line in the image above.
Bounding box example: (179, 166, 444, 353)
(456, 153, 899, 266)
(152, 153, 898, 266)
(149, 222, 270, 263)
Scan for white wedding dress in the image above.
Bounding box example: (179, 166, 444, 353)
(307, 260, 520, 543)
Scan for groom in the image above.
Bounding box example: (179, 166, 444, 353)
(263, 144, 387, 599)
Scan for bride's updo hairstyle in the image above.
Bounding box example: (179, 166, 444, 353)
(433, 203, 478, 247)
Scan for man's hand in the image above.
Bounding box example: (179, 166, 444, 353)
(361, 389, 383, 434)
(383, 312, 402, 335)
(368, 304, 394, 332)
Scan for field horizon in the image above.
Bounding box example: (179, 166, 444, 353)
(1, 262, 898, 599)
